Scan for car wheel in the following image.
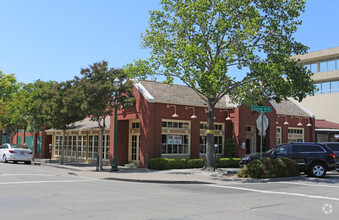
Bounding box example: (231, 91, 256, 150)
(310, 163, 326, 178)
(2, 155, 8, 163)
(13, 161, 18, 164)
(24, 161, 31, 165)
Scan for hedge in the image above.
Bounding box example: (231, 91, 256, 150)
(149, 158, 240, 170)
(217, 158, 240, 168)
(149, 158, 204, 170)
(237, 157, 300, 178)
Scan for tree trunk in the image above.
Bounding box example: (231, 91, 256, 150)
(61, 129, 65, 165)
(205, 98, 215, 170)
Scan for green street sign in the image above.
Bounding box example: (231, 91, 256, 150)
(251, 105, 272, 113)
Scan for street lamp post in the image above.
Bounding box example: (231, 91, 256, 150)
(214, 144, 218, 171)
(111, 78, 121, 172)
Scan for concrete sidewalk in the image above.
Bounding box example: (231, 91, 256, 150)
(34, 159, 305, 184)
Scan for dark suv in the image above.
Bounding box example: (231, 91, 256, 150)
(240, 142, 336, 177)
(321, 142, 339, 171)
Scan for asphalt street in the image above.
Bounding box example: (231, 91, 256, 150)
(1, 162, 339, 220)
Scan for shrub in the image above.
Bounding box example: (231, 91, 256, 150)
(224, 138, 235, 157)
(149, 158, 204, 170)
(237, 158, 299, 178)
(187, 159, 204, 168)
(168, 159, 187, 169)
(149, 158, 169, 170)
(217, 158, 241, 168)
(124, 163, 136, 168)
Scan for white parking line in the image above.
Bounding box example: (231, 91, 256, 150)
(208, 184, 339, 201)
(0, 179, 98, 185)
(274, 181, 339, 188)
(0, 174, 55, 177)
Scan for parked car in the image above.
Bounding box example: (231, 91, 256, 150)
(321, 142, 339, 171)
(0, 143, 33, 164)
(240, 142, 336, 177)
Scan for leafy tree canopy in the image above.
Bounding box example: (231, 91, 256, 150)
(126, 0, 315, 106)
(43, 80, 87, 130)
(126, 0, 316, 169)
(80, 61, 135, 122)
(0, 71, 20, 105)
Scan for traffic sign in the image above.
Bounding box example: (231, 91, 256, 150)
(251, 105, 272, 114)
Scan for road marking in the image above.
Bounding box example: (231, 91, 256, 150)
(0, 179, 98, 185)
(274, 181, 339, 188)
(0, 174, 55, 177)
(208, 184, 339, 201)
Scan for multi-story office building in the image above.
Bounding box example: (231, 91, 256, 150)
(293, 47, 339, 124)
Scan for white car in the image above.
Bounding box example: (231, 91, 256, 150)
(0, 143, 33, 164)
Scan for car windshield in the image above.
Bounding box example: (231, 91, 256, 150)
(11, 144, 29, 149)
(265, 147, 277, 154)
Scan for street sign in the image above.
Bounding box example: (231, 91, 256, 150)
(256, 114, 269, 135)
(251, 105, 272, 160)
(251, 105, 272, 114)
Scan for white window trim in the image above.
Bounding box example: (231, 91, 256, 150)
(161, 119, 191, 155)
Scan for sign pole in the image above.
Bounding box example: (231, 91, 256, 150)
(251, 105, 272, 160)
(260, 113, 263, 160)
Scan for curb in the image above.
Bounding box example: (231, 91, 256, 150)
(235, 175, 306, 183)
(103, 177, 212, 184)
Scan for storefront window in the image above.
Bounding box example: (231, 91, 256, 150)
(288, 128, 304, 143)
(161, 134, 189, 154)
(161, 120, 190, 155)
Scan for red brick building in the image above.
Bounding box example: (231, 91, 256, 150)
(45, 80, 315, 167)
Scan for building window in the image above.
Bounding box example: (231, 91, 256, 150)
(77, 135, 87, 159)
(200, 122, 224, 154)
(55, 135, 67, 156)
(161, 120, 190, 155)
(68, 135, 76, 157)
(276, 127, 282, 145)
(288, 128, 304, 143)
(315, 80, 339, 94)
(132, 122, 140, 129)
(161, 134, 189, 154)
(88, 135, 99, 159)
(103, 135, 110, 160)
(162, 121, 189, 129)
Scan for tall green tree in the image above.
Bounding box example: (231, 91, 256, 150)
(80, 61, 134, 170)
(20, 80, 56, 160)
(126, 0, 316, 169)
(0, 71, 20, 105)
(0, 71, 22, 143)
(43, 80, 87, 164)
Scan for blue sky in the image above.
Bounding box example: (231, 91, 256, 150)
(0, 0, 338, 84)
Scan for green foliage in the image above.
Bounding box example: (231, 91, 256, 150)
(224, 138, 234, 158)
(43, 80, 87, 130)
(149, 158, 204, 170)
(0, 71, 22, 131)
(126, 0, 315, 169)
(149, 158, 170, 170)
(187, 159, 205, 168)
(237, 158, 300, 178)
(217, 158, 240, 168)
(124, 163, 137, 168)
(80, 61, 135, 122)
(0, 71, 20, 105)
(78, 61, 135, 169)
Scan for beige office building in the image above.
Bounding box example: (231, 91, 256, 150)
(293, 47, 339, 124)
